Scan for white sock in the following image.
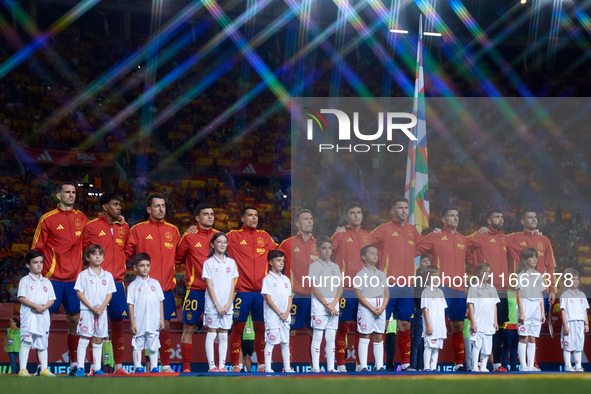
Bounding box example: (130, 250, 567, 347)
(205, 332, 216, 370)
(38, 349, 48, 370)
(493, 363, 501, 370)
(423, 345, 432, 370)
(149, 350, 158, 371)
(218, 333, 228, 369)
(264, 343, 274, 371)
(472, 345, 480, 371)
(324, 329, 336, 371)
(563, 350, 571, 369)
(92, 343, 102, 371)
(133, 349, 142, 370)
(480, 355, 489, 371)
(281, 342, 290, 370)
(373, 341, 384, 370)
(464, 338, 473, 370)
(430, 348, 439, 370)
(19, 341, 31, 371)
(311, 330, 323, 370)
(358, 338, 370, 369)
(77, 337, 90, 367)
(573, 351, 582, 369)
(114, 363, 122, 371)
(518, 342, 527, 370)
(526, 342, 535, 369)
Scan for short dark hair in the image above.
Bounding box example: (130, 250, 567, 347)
(420, 255, 431, 262)
(520, 209, 536, 219)
(344, 202, 362, 215)
(294, 209, 312, 223)
(425, 264, 440, 277)
(24, 249, 44, 266)
(133, 253, 151, 266)
(146, 194, 165, 208)
(241, 206, 257, 216)
(440, 206, 458, 219)
(391, 196, 409, 209)
(485, 207, 503, 221)
(99, 192, 122, 207)
(208, 232, 229, 257)
(360, 244, 378, 259)
(57, 181, 76, 194)
(84, 244, 105, 261)
(316, 235, 332, 249)
(268, 249, 285, 262)
(9, 318, 20, 328)
(195, 204, 213, 216)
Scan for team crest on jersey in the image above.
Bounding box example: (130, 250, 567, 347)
(151, 286, 156, 292)
(43, 286, 48, 292)
(363, 236, 369, 245)
(285, 283, 288, 288)
(102, 279, 107, 286)
(269, 335, 276, 341)
(207, 317, 212, 324)
(81, 326, 88, 333)
(75, 218, 82, 230)
(361, 324, 367, 331)
(315, 318, 322, 325)
(408, 231, 414, 239)
(226, 267, 231, 273)
(537, 241, 543, 250)
(457, 237, 463, 243)
(311, 244, 318, 254)
(257, 237, 264, 247)
(519, 325, 526, 333)
(119, 227, 125, 238)
(489, 292, 492, 297)
(165, 232, 173, 242)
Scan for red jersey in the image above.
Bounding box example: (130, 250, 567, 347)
(331, 226, 371, 290)
(415, 225, 469, 291)
(81, 215, 129, 282)
(175, 226, 219, 291)
(467, 227, 509, 290)
(506, 231, 556, 292)
(371, 220, 423, 284)
(227, 226, 278, 292)
(278, 233, 318, 295)
(125, 218, 180, 292)
(32, 206, 88, 282)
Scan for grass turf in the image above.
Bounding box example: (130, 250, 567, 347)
(2, 374, 590, 394)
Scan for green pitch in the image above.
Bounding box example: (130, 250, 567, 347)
(2, 374, 590, 394)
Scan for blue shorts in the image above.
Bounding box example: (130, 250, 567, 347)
(339, 290, 358, 322)
(108, 282, 129, 320)
(290, 295, 311, 329)
(385, 286, 414, 322)
(163, 290, 178, 320)
(182, 290, 205, 324)
(49, 280, 80, 313)
(441, 287, 467, 321)
(233, 292, 264, 322)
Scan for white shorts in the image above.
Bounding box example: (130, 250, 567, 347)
(469, 332, 493, 355)
(517, 299, 542, 337)
(132, 332, 160, 352)
(424, 338, 444, 349)
(20, 331, 48, 350)
(265, 323, 290, 345)
(78, 309, 108, 338)
(311, 314, 338, 330)
(203, 313, 232, 330)
(357, 304, 386, 334)
(561, 320, 585, 352)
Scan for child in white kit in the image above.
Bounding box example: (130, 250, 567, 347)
(515, 247, 546, 372)
(559, 268, 589, 371)
(75, 244, 116, 376)
(308, 236, 343, 373)
(17, 250, 56, 377)
(127, 253, 164, 373)
(261, 249, 294, 373)
(354, 245, 389, 372)
(202, 232, 238, 372)
(467, 262, 500, 372)
(422, 265, 447, 371)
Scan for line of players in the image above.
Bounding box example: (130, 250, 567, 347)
(26, 181, 583, 373)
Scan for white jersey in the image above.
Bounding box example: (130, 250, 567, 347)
(353, 266, 387, 299)
(261, 272, 292, 328)
(308, 259, 341, 316)
(74, 267, 116, 311)
(466, 284, 500, 335)
(127, 276, 165, 335)
(560, 289, 589, 322)
(421, 287, 447, 340)
(18, 274, 56, 336)
(515, 271, 546, 300)
(202, 255, 239, 315)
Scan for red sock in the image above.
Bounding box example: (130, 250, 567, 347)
(253, 322, 266, 368)
(229, 321, 245, 366)
(336, 322, 350, 366)
(111, 320, 124, 365)
(159, 331, 172, 366)
(68, 334, 79, 365)
(181, 343, 192, 371)
(397, 330, 411, 365)
(451, 332, 466, 365)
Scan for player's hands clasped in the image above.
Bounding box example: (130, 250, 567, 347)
(279, 310, 290, 322)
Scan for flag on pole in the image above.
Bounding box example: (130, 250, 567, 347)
(404, 15, 429, 233)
